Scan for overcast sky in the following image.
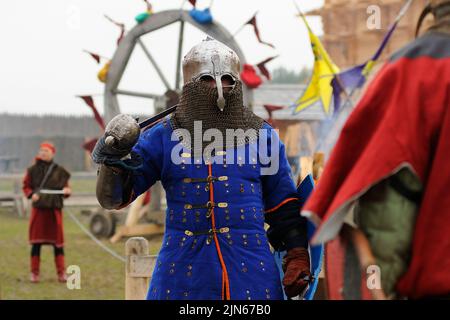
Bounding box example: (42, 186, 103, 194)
(0, 0, 324, 116)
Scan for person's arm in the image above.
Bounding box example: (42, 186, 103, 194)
(23, 169, 41, 203)
(94, 115, 163, 210)
(63, 181, 71, 199)
(261, 126, 311, 298)
(261, 126, 307, 249)
(22, 170, 34, 199)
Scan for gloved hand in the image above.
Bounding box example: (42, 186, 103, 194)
(282, 247, 311, 298)
(92, 114, 140, 165)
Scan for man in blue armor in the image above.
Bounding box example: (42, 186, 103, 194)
(92, 38, 311, 300)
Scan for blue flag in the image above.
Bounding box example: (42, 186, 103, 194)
(332, 0, 413, 113)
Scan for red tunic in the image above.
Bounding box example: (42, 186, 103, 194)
(302, 32, 450, 299)
(23, 168, 69, 248)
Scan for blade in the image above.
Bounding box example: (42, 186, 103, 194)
(39, 189, 65, 195)
(138, 104, 178, 129)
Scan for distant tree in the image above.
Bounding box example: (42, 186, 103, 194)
(270, 66, 311, 84)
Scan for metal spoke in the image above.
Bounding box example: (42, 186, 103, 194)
(137, 39, 172, 90)
(114, 89, 161, 100)
(175, 20, 185, 90)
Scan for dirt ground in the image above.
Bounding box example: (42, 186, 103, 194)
(0, 206, 163, 300)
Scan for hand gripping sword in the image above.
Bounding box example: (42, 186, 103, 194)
(104, 104, 178, 147)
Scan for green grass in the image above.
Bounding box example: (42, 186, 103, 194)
(0, 179, 15, 193)
(69, 178, 96, 194)
(0, 206, 163, 300)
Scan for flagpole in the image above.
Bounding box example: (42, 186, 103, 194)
(342, 0, 412, 102)
(231, 24, 246, 38)
(334, 0, 413, 107)
(395, 0, 413, 24)
(103, 14, 128, 34)
(104, 14, 123, 27)
(334, 0, 413, 110)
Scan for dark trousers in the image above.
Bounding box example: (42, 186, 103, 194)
(31, 243, 64, 257)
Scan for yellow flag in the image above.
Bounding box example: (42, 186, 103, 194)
(293, 14, 339, 114)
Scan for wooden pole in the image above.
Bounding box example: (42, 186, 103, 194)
(312, 152, 325, 181)
(175, 20, 185, 90)
(137, 39, 172, 91)
(299, 156, 313, 182)
(125, 237, 156, 300)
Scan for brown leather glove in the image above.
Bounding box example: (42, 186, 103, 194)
(282, 247, 311, 298)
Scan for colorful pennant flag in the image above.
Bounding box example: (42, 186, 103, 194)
(83, 50, 101, 64)
(264, 104, 285, 118)
(97, 61, 111, 83)
(82, 138, 99, 153)
(257, 56, 278, 80)
(78, 96, 105, 130)
(331, 0, 413, 113)
(245, 13, 275, 49)
(104, 15, 126, 45)
(292, 10, 339, 114)
(264, 104, 285, 127)
(135, 1, 154, 24)
(190, 8, 213, 25)
(188, 0, 196, 7)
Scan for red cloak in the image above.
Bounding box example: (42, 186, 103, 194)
(302, 32, 450, 299)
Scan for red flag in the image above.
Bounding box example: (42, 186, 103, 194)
(104, 15, 125, 45)
(263, 104, 285, 117)
(256, 56, 278, 80)
(263, 104, 285, 128)
(78, 96, 105, 130)
(84, 50, 101, 64)
(188, 0, 196, 7)
(82, 138, 99, 153)
(245, 13, 275, 49)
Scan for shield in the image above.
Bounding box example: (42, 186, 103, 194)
(274, 174, 324, 300)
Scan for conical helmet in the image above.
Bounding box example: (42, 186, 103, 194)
(182, 37, 240, 111)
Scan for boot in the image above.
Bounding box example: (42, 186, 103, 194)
(55, 255, 67, 283)
(30, 256, 40, 283)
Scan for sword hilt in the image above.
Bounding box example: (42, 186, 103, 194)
(104, 105, 178, 147)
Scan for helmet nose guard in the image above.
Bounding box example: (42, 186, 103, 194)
(211, 54, 226, 111)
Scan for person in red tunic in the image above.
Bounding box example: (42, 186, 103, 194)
(302, 0, 450, 299)
(22, 142, 71, 283)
